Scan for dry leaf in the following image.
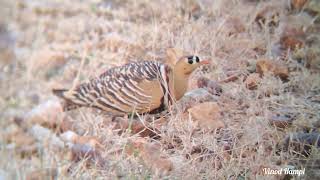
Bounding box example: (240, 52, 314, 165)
(291, 0, 308, 10)
(244, 73, 261, 90)
(280, 35, 304, 50)
(256, 59, 289, 80)
(188, 102, 225, 131)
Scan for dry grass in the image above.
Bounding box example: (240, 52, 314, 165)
(1, 0, 319, 179)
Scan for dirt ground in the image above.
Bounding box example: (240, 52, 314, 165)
(0, 0, 320, 179)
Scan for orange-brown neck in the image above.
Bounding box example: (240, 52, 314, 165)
(171, 69, 190, 100)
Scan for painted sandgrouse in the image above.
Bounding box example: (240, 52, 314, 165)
(53, 56, 209, 115)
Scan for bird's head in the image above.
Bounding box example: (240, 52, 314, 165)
(174, 55, 210, 76)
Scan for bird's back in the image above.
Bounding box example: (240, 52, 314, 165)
(53, 61, 173, 115)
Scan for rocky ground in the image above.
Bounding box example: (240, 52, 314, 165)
(0, 0, 320, 179)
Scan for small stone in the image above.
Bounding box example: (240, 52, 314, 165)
(60, 131, 102, 149)
(197, 77, 223, 95)
(30, 125, 64, 150)
(188, 102, 225, 132)
(24, 99, 65, 130)
(69, 143, 105, 167)
(176, 88, 217, 113)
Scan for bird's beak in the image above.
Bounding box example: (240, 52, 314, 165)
(200, 59, 211, 65)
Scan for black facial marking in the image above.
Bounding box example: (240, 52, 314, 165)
(195, 56, 200, 63)
(187, 56, 194, 64)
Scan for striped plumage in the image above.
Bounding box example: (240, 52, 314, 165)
(53, 56, 209, 115)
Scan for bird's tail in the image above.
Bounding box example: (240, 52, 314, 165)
(52, 89, 82, 111)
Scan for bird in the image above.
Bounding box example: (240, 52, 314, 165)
(52, 55, 210, 115)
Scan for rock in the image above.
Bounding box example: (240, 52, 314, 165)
(69, 143, 106, 168)
(188, 102, 225, 132)
(30, 125, 64, 150)
(141, 143, 173, 175)
(176, 88, 218, 113)
(60, 131, 102, 149)
(26, 168, 57, 180)
(125, 139, 173, 175)
(24, 99, 66, 130)
(60, 131, 105, 167)
(197, 77, 223, 95)
(244, 73, 261, 90)
(256, 59, 289, 80)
